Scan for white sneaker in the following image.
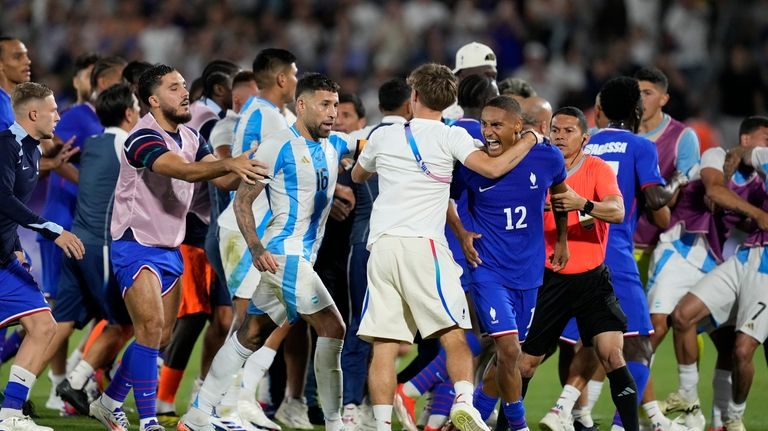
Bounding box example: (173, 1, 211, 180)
(681, 409, 706, 431)
(187, 377, 203, 411)
(723, 418, 745, 431)
(662, 392, 700, 415)
(449, 399, 490, 431)
(0, 416, 53, 431)
(342, 404, 360, 431)
(178, 409, 249, 431)
(44, 385, 64, 412)
(89, 397, 129, 431)
(238, 399, 281, 431)
(275, 397, 313, 430)
(540, 409, 576, 431)
(610, 426, 625, 431)
(358, 400, 377, 431)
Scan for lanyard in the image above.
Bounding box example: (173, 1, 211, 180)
(404, 123, 452, 184)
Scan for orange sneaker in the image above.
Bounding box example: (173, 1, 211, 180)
(394, 384, 418, 431)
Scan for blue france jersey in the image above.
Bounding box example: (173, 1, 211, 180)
(584, 128, 665, 272)
(452, 142, 567, 289)
(255, 125, 356, 263)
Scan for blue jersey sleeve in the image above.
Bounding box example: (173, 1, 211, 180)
(551, 147, 567, 185)
(450, 164, 469, 200)
(0, 90, 13, 130)
(635, 138, 665, 188)
(124, 129, 169, 170)
(676, 128, 700, 177)
(195, 134, 214, 161)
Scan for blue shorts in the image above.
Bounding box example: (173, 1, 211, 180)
(560, 318, 580, 344)
(471, 282, 537, 340)
(54, 243, 130, 328)
(38, 238, 63, 298)
(0, 259, 51, 327)
(611, 269, 654, 336)
(111, 240, 184, 297)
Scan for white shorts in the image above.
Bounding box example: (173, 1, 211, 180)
(690, 247, 768, 342)
(250, 254, 334, 326)
(219, 226, 260, 299)
(647, 242, 708, 315)
(357, 236, 472, 343)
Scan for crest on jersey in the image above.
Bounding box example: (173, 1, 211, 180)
(529, 172, 538, 189)
(490, 307, 498, 324)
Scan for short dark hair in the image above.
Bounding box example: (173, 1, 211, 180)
(252, 48, 296, 90)
(11, 82, 53, 110)
(407, 63, 457, 112)
(202, 60, 240, 98)
(739, 116, 768, 136)
(599, 77, 641, 123)
(498, 77, 537, 98)
(634, 67, 669, 92)
(339, 92, 365, 119)
(138, 64, 177, 106)
(296, 73, 339, 100)
(96, 83, 135, 128)
(232, 70, 257, 88)
(122, 60, 152, 86)
(378, 78, 411, 113)
(458, 74, 497, 110)
(74, 53, 101, 73)
(90, 56, 127, 91)
(0, 36, 18, 58)
(552, 106, 588, 133)
(483, 95, 522, 117)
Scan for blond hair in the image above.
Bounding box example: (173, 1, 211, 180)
(407, 63, 457, 112)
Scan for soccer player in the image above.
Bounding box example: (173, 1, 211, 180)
(0, 82, 84, 431)
(179, 72, 356, 431)
(70, 53, 101, 105)
(540, 77, 687, 431)
(215, 48, 310, 430)
(42, 83, 139, 415)
(40, 54, 126, 410)
(671, 117, 768, 431)
(341, 78, 413, 431)
(0, 37, 31, 130)
(447, 96, 569, 431)
(520, 96, 552, 135)
(516, 106, 638, 431)
(87, 64, 267, 431)
(351, 63, 541, 431)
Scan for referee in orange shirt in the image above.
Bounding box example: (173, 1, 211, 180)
(516, 107, 641, 431)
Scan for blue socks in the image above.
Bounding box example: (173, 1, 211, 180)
(473, 384, 499, 421)
(502, 400, 527, 431)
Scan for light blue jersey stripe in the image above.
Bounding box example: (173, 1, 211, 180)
(227, 210, 273, 296)
(647, 249, 674, 292)
(283, 255, 300, 322)
(430, 239, 457, 324)
(241, 109, 263, 154)
(302, 142, 329, 261)
(267, 142, 298, 255)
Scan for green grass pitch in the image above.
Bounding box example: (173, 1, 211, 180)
(2, 329, 767, 430)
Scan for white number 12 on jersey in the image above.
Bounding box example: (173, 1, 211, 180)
(504, 206, 528, 230)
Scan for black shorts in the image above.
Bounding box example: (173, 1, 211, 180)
(522, 264, 627, 357)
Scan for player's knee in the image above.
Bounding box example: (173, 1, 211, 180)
(733, 336, 758, 364)
(134, 315, 164, 345)
(238, 315, 277, 351)
(671, 305, 695, 331)
(320, 318, 345, 340)
(32, 317, 57, 342)
(598, 345, 626, 372)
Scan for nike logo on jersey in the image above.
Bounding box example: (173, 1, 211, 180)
(22, 165, 30, 170)
(479, 185, 496, 192)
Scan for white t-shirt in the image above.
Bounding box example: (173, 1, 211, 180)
(209, 109, 239, 150)
(357, 118, 478, 249)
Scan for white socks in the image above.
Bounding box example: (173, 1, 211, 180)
(315, 337, 344, 423)
(0, 366, 36, 419)
(587, 379, 604, 410)
(241, 346, 277, 401)
(373, 404, 393, 431)
(196, 334, 253, 415)
(642, 401, 668, 427)
(68, 360, 95, 390)
(553, 385, 581, 416)
(678, 363, 699, 402)
(402, 381, 421, 398)
(726, 400, 746, 422)
(66, 348, 83, 374)
(453, 380, 474, 406)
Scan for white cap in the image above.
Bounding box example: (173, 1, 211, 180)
(453, 42, 497, 73)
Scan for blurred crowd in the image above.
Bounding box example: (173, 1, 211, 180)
(3, 0, 768, 143)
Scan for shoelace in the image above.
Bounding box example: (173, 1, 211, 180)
(113, 408, 130, 428)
